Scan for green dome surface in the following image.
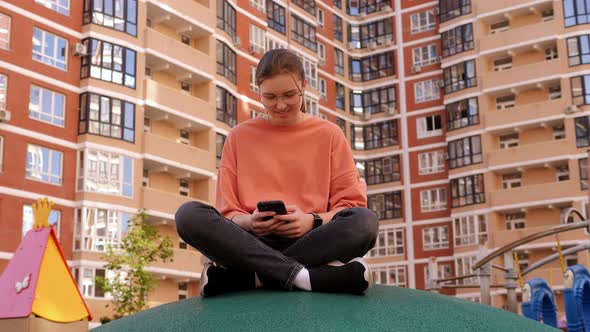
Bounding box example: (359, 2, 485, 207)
(92, 285, 557, 331)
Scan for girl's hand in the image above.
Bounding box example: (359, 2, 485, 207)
(250, 209, 287, 237)
(272, 205, 314, 238)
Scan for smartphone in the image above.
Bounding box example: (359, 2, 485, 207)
(257, 200, 288, 221)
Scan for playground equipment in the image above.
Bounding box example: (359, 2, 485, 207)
(521, 278, 558, 327)
(0, 198, 91, 332)
(564, 264, 590, 332)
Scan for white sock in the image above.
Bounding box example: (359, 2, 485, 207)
(293, 268, 311, 291)
(255, 273, 263, 288)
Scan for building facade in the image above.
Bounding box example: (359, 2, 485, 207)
(0, 0, 588, 325)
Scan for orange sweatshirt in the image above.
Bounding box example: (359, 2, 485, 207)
(216, 116, 367, 220)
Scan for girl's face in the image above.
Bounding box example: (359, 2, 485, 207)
(259, 73, 307, 126)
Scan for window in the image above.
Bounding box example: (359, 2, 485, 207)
(348, 18, 394, 49)
(79, 93, 135, 143)
(553, 125, 566, 140)
(250, 0, 265, 13)
(502, 172, 522, 189)
(349, 52, 395, 82)
(0, 13, 10, 49)
(317, 8, 324, 26)
(319, 78, 327, 97)
(441, 23, 474, 58)
(505, 212, 526, 230)
(499, 133, 519, 149)
(446, 97, 479, 131)
(453, 214, 487, 247)
(493, 57, 512, 71)
(417, 115, 442, 139)
(216, 86, 237, 127)
(415, 79, 440, 103)
(81, 38, 136, 88)
(564, 0, 590, 27)
(249, 24, 266, 53)
(0, 136, 3, 172)
(496, 94, 516, 110)
(423, 226, 449, 250)
(217, 0, 236, 36)
(83, 0, 137, 36)
(26, 144, 63, 185)
(78, 268, 107, 298)
(455, 255, 477, 285)
(305, 97, 319, 117)
(333, 0, 342, 9)
(333, 14, 343, 42)
(178, 130, 190, 145)
(142, 169, 148, 187)
(419, 150, 445, 175)
(32, 28, 67, 71)
(581, 158, 589, 190)
(178, 282, 189, 300)
(334, 48, 344, 75)
(336, 117, 346, 135)
(411, 11, 436, 34)
(37, 0, 69, 15)
(23, 204, 60, 238)
(420, 187, 447, 212)
(179, 179, 189, 196)
(216, 133, 226, 168)
(367, 191, 402, 219)
(574, 115, 590, 147)
(216, 41, 236, 84)
(545, 47, 558, 60)
(557, 165, 570, 182)
(568, 35, 590, 66)
(413, 44, 438, 66)
(292, 0, 315, 15)
(299, 55, 318, 89)
(29, 85, 65, 127)
(372, 265, 406, 287)
(250, 66, 258, 92)
(267, 1, 286, 34)
(73, 207, 131, 251)
(350, 85, 396, 116)
(448, 135, 482, 169)
(77, 150, 133, 197)
(549, 86, 562, 100)
(443, 60, 476, 94)
(291, 16, 316, 51)
(424, 263, 452, 286)
(317, 42, 325, 63)
(347, 0, 390, 16)
(440, 0, 471, 23)
(358, 156, 401, 185)
(335, 82, 345, 109)
(351, 120, 398, 150)
(369, 227, 404, 257)
(490, 20, 509, 34)
(0, 74, 7, 111)
(450, 174, 485, 208)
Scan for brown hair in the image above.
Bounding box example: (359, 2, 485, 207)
(255, 49, 306, 112)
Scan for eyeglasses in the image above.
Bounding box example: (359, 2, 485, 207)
(260, 91, 302, 107)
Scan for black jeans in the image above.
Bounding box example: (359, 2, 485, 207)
(175, 201, 379, 290)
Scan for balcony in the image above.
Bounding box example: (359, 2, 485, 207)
(151, 248, 203, 275)
(142, 187, 206, 216)
(485, 98, 566, 129)
(143, 132, 216, 176)
(489, 180, 580, 208)
(487, 139, 573, 169)
(478, 20, 558, 54)
(146, 0, 214, 31)
(476, 0, 552, 16)
(482, 59, 561, 91)
(487, 225, 585, 249)
(145, 28, 214, 83)
(144, 79, 214, 127)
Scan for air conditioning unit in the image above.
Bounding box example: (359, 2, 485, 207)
(382, 5, 392, 13)
(362, 112, 372, 120)
(233, 36, 241, 48)
(434, 56, 442, 63)
(72, 43, 87, 57)
(565, 104, 579, 114)
(249, 45, 259, 54)
(369, 41, 377, 50)
(435, 79, 444, 88)
(411, 65, 422, 73)
(433, 7, 440, 15)
(0, 109, 11, 122)
(386, 106, 396, 115)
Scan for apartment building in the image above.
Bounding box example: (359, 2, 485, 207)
(1, 0, 589, 325)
